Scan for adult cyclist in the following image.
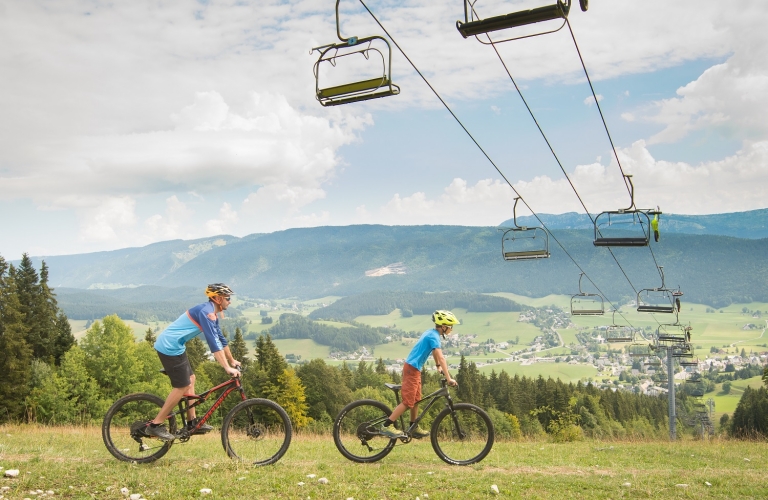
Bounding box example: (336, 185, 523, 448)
(144, 283, 242, 441)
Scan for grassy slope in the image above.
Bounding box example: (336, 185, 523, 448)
(1, 425, 767, 499)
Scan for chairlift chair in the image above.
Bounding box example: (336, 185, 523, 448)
(311, 0, 400, 107)
(655, 322, 688, 344)
(680, 359, 699, 368)
(605, 310, 633, 342)
(570, 272, 604, 316)
(636, 266, 677, 314)
(456, 0, 588, 44)
(500, 197, 550, 261)
(593, 175, 661, 247)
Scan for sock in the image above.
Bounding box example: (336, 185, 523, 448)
(149, 422, 160, 428)
(383, 419, 393, 427)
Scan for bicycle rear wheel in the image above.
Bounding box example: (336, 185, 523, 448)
(430, 403, 494, 465)
(333, 399, 396, 463)
(102, 393, 177, 463)
(221, 398, 292, 466)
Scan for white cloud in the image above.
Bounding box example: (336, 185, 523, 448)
(621, 112, 635, 122)
(205, 203, 239, 235)
(583, 94, 603, 106)
(79, 197, 137, 243)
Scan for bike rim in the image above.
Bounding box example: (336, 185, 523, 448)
(106, 397, 173, 462)
(335, 403, 395, 462)
(225, 402, 289, 465)
(433, 406, 491, 465)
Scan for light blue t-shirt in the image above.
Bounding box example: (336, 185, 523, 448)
(154, 301, 228, 356)
(405, 329, 442, 369)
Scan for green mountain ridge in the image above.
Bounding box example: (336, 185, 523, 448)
(26, 222, 768, 310)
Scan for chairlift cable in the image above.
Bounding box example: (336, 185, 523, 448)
(481, 29, 642, 299)
(357, 0, 638, 331)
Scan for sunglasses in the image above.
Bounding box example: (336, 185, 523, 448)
(221, 296, 231, 302)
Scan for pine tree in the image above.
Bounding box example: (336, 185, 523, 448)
(186, 336, 208, 371)
(230, 327, 250, 368)
(52, 311, 75, 365)
(265, 369, 311, 430)
(144, 327, 157, 344)
(0, 257, 33, 421)
(375, 357, 387, 375)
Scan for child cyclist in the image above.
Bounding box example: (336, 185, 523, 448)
(380, 310, 459, 439)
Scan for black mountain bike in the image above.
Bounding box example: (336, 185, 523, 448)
(333, 379, 494, 465)
(102, 367, 292, 465)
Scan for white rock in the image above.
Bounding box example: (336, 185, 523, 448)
(622, 483, 631, 487)
(675, 484, 688, 488)
(426, 472, 434, 475)
(121, 487, 130, 496)
(237, 477, 246, 481)
(203, 464, 210, 469)
(46, 492, 54, 496)
(744, 458, 751, 462)
(130, 494, 142, 500)
(187, 470, 193, 473)
(491, 484, 500, 494)
(1, 487, 9, 492)
(423, 495, 429, 499)
(4, 470, 19, 478)
(346, 498, 354, 500)
(306, 474, 316, 479)
(705, 482, 712, 487)
(317, 478, 329, 485)
(200, 489, 212, 495)
(297, 482, 305, 486)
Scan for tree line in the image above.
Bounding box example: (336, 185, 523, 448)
(0, 254, 75, 420)
(308, 291, 523, 322)
(266, 313, 387, 352)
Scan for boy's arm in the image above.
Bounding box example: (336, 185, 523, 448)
(432, 348, 457, 386)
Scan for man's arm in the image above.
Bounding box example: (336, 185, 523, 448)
(213, 349, 240, 377)
(222, 345, 241, 369)
(432, 348, 457, 386)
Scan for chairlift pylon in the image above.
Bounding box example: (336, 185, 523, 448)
(570, 272, 604, 316)
(457, 0, 586, 44)
(500, 198, 550, 261)
(593, 175, 661, 247)
(636, 266, 677, 314)
(311, 0, 400, 107)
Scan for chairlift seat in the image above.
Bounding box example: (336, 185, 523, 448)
(504, 249, 550, 260)
(637, 304, 675, 314)
(593, 236, 648, 247)
(318, 77, 397, 101)
(457, 0, 570, 38)
(606, 336, 633, 342)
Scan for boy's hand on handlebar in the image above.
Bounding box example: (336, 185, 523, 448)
(226, 366, 241, 378)
(447, 379, 458, 387)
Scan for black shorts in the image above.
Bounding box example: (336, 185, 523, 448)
(157, 351, 193, 388)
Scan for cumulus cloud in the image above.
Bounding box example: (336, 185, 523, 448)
(583, 94, 603, 106)
(366, 140, 768, 222)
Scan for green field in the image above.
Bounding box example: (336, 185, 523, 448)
(2, 425, 767, 499)
(708, 375, 765, 417)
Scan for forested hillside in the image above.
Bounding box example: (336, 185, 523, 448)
(25, 224, 768, 308)
(308, 291, 522, 322)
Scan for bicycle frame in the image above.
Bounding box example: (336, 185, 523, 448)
(391, 380, 455, 438)
(169, 376, 247, 438)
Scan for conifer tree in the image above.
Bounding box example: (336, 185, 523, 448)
(185, 336, 208, 371)
(52, 311, 75, 365)
(144, 327, 157, 344)
(230, 327, 250, 368)
(264, 369, 311, 429)
(0, 257, 33, 420)
(375, 357, 387, 375)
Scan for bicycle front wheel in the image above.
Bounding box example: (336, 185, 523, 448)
(333, 399, 396, 463)
(102, 393, 176, 463)
(221, 398, 292, 466)
(430, 403, 494, 465)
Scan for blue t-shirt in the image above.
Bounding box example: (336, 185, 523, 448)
(405, 329, 442, 369)
(154, 301, 228, 356)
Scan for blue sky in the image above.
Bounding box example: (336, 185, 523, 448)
(1, 0, 766, 260)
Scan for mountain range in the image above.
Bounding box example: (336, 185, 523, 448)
(19, 209, 767, 313)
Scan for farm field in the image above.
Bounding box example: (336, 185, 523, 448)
(1, 425, 767, 499)
(708, 375, 765, 417)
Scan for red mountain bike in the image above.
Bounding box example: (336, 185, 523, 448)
(102, 367, 292, 465)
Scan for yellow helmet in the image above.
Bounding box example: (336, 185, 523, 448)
(432, 310, 459, 326)
(205, 283, 235, 298)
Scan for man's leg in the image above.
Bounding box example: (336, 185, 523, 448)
(151, 383, 193, 425)
(186, 374, 197, 420)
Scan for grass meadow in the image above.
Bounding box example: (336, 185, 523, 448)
(1, 425, 767, 499)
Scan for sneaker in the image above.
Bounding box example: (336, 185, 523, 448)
(186, 417, 214, 435)
(144, 423, 175, 441)
(409, 425, 430, 439)
(378, 424, 404, 439)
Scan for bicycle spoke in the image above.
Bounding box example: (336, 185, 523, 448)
(222, 399, 292, 466)
(333, 400, 396, 463)
(431, 404, 494, 465)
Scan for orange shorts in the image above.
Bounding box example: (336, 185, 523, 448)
(401, 363, 422, 408)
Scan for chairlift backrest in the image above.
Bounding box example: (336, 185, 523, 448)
(604, 310, 633, 342)
(593, 175, 661, 247)
(457, 0, 581, 44)
(636, 266, 676, 314)
(311, 1, 400, 106)
(501, 197, 550, 261)
(570, 273, 604, 316)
